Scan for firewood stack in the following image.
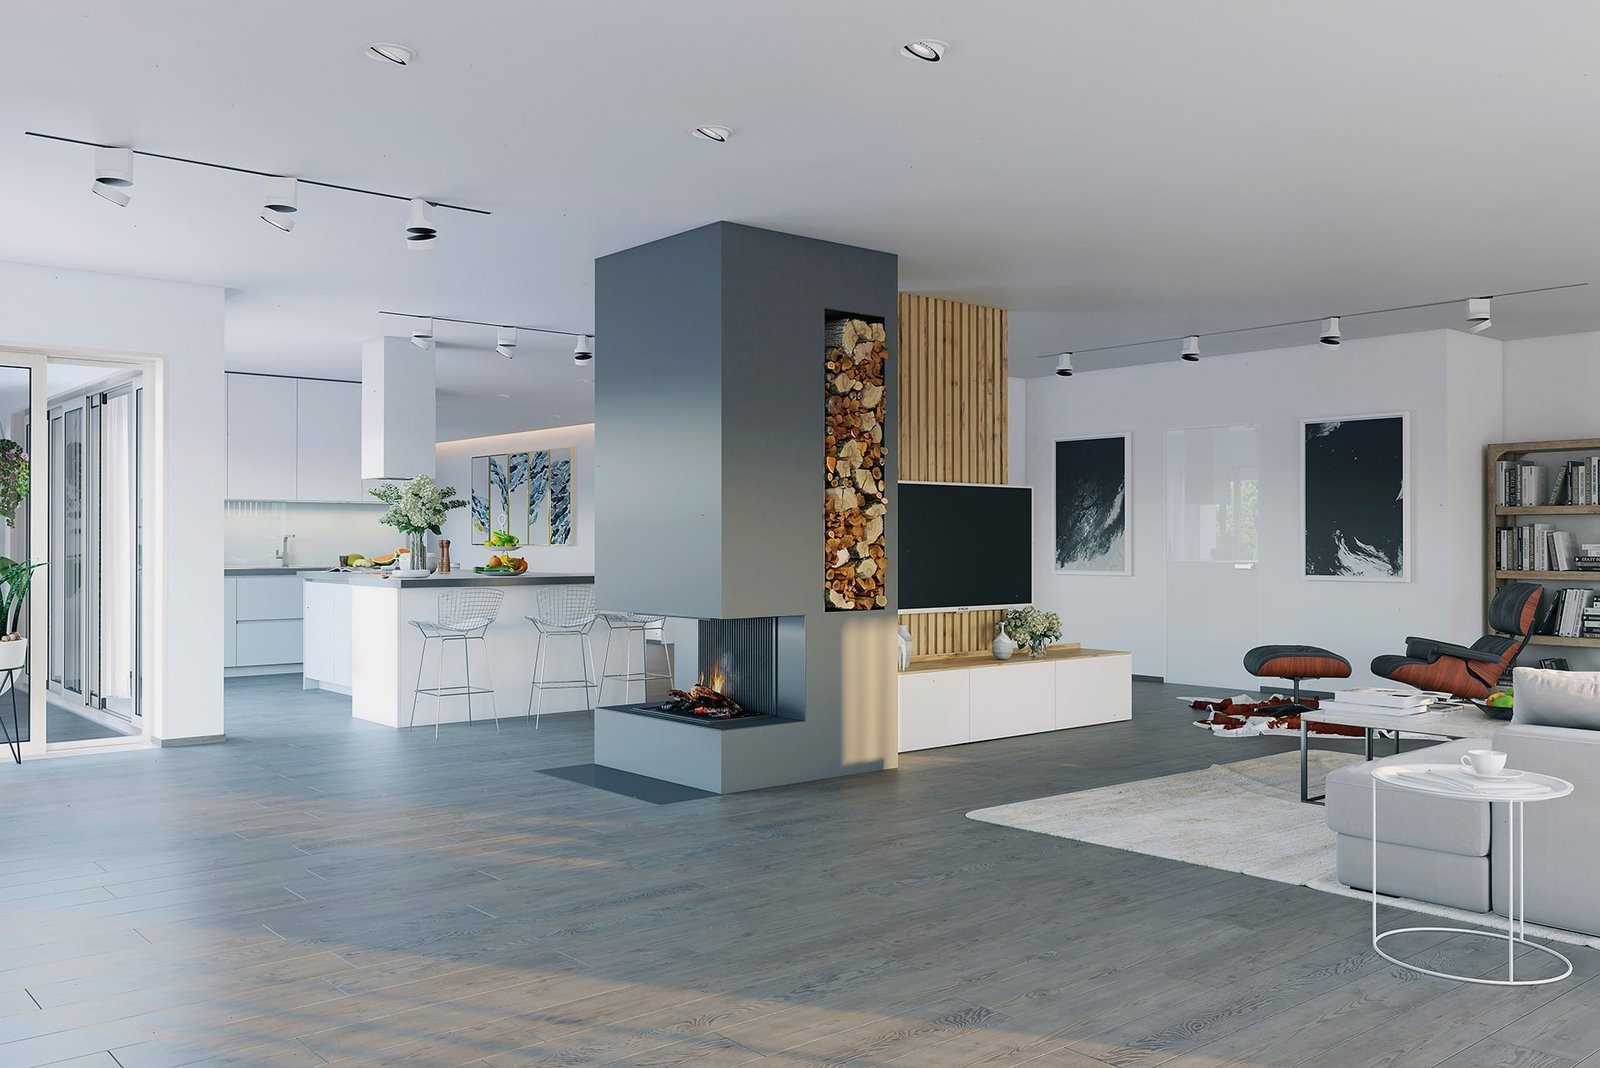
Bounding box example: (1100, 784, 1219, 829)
(824, 317, 889, 611)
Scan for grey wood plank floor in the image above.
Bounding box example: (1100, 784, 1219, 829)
(0, 675, 1592, 1067)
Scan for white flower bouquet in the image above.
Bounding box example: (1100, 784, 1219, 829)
(1002, 605, 1062, 657)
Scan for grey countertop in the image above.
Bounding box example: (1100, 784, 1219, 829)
(302, 570, 594, 588)
(225, 565, 339, 576)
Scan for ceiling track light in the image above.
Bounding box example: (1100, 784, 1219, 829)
(1180, 336, 1201, 362)
(574, 336, 595, 364)
(1467, 296, 1492, 333)
(901, 39, 949, 61)
(406, 198, 437, 249)
(92, 146, 132, 206)
(495, 327, 518, 359)
(1054, 353, 1074, 378)
(1319, 316, 1341, 348)
(365, 43, 417, 66)
(260, 176, 297, 231)
(690, 125, 733, 143)
(410, 317, 434, 350)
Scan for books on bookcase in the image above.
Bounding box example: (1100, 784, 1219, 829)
(1547, 587, 1599, 637)
(1495, 455, 1600, 506)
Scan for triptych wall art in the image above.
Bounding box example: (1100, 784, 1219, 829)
(469, 448, 575, 546)
(1302, 413, 1408, 581)
(1054, 434, 1131, 575)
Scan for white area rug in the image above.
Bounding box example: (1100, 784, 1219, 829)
(968, 751, 1600, 949)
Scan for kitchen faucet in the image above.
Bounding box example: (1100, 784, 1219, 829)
(276, 533, 295, 567)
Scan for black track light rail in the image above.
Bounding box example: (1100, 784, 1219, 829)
(1035, 281, 1588, 360)
(26, 131, 491, 215)
(378, 311, 590, 339)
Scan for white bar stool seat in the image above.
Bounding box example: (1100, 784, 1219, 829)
(597, 611, 675, 706)
(408, 588, 505, 738)
(526, 585, 599, 727)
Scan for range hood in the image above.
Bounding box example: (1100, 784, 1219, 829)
(361, 335, 436, 484)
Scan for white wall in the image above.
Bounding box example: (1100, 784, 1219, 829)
(1007, 375, 1027, 485)
(1025, 329, 1503, 689)
(224, 501, 390, 567)
(435, 424, 595, 574)
(1504, 330, 1600, 670)
(0, 259, 225, 742)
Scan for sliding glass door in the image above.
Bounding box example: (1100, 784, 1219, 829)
(0, 353, 46, 760)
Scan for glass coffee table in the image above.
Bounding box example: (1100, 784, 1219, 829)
(1298, 702, 1496, 804)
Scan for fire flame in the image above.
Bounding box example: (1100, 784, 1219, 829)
(706, 663, 727, 694)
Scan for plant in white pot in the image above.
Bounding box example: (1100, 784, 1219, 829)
(0, 557, 44, 670)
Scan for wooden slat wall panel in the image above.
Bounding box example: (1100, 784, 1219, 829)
(897, 293, 1009, 660)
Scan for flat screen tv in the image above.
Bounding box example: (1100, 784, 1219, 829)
(898, 481, 1033, 612)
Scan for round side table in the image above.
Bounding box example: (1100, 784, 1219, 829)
(1370, 763, 1573, 986)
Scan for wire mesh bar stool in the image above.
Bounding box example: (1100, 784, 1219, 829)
(408, 588, 505, 738)
(597, 612, 675, 706)
(526, 584, 599, 727)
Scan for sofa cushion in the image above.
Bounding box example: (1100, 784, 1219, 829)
(1325, 738, 1489, 856)
(1511, 666, 1600, 730)
(1335, 834, 1490, 913)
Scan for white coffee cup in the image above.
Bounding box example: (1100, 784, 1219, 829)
(1461, 749, 1508, 776)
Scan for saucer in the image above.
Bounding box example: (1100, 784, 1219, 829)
(1462, 767, 1522, 780)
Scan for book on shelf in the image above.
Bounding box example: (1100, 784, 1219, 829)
(1549, 588, 1598, 637)
(1331, 686, 1441, 709)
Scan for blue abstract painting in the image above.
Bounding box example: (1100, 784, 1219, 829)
(549, 451, 573, 545)
(526, 450, 551, 544)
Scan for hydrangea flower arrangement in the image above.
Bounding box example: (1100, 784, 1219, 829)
(370, 474, 466, 534)
(1002, 605, 1063, 657)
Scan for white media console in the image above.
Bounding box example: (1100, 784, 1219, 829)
(898, 644, 1133, 752)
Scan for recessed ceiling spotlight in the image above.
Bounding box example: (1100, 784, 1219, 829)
(573, 336, 594, 364)
(365, 43, 417, 66)
(1180, 336, 1201, 362)
(495, 327, 517, 359)
(901, 39, 948, 62)
(92, 146, 132, 206)
(1467, 296, 1492, 333)
(1054, 353, 1074, 378)
(690, 125, 733, 143)
(406, 198, 437, 250)
(261, 176, 297, 232)
(1319, 316, 1341, 348)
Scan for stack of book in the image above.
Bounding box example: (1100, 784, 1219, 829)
(1495, 456, 1600, 507)
(1575, 544, 1600, 573)
(1548, 588, 1599, 638)
(1314, 686, 1443, 718)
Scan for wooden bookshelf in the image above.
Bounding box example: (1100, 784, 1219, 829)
(1488, 439, 1600, 644)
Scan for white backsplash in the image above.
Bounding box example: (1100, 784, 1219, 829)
(224, 501, 393, 568)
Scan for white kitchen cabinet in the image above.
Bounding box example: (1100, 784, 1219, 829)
(236, 574, 304, 621)
(302, 579, 353, 693)
(897, 648, 1132, 752)
(295, 379, 364, 502)
(226, 374, 298, 500)
(235, 620, 304, 666)
(223, 578, 239, 668)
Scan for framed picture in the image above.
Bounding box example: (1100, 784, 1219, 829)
(468, 447, 576, 546)
(1302, 413, 1408, 581)
(1054, 434, 1131, 574)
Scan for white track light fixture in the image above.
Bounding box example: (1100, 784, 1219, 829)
(573, 336, 594, 364)
(495, 327, 518, 359)
(1467, 296, 1492, 333)
(92, 146, 132, 206)
(1055, 353, 1074, 377)
(1319, 316, 1341, 348)
(1180, 336, 1201, 362)
(405, 198, 437, 249)
(260, 176, 297, 231)
(410, 317, 434, 350)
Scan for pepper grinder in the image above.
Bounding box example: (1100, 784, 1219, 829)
(436, 539, 452, 573)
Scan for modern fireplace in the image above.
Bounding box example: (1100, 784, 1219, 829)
(605, 615, 804, 730)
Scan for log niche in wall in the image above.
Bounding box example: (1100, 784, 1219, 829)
(824, 315, 890, 611)
(897, 293, 1010, 660)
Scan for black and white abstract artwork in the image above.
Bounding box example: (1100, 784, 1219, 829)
(1303, 414, 1407, 580)
(468, 446, 575, 546)
(1055, 435, 1130, 574)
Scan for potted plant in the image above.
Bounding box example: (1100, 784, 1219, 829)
(0, 440, 28, 528)
(1002, 605, 1063, 658)
(0, 557, 44, 670)
(369, 475, 467, 575)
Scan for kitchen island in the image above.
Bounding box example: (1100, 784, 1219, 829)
(303, 571, 600, 729)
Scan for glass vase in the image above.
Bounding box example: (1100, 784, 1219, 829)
(408, 530, 428, 573)
(1027, 642, 1050, 658)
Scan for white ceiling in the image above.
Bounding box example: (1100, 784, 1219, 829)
(3, 1, 1600, 425)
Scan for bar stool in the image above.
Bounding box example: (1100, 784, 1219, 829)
(408, 588, 505, 738)
(597, 612, 675, 706)
(526, 585, 599, 727)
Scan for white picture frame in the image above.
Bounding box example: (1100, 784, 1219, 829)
(1053, 433, 1132, 575)
(1302, 412, 1410, 582)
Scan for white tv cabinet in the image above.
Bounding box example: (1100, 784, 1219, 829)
(898, 644, 1132, 752)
